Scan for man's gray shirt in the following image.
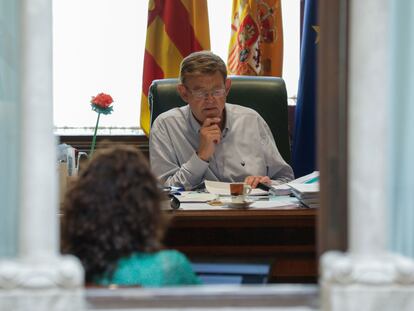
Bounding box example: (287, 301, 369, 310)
(149, 103, 294, 189)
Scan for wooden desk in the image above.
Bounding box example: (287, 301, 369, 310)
(164, 208, 317, 283)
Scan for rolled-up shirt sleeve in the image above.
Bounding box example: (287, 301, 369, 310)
(149, 119, 209, 189)
(257, 116, 294, 185)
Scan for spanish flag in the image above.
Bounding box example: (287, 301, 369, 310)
(228, 0, 283, 77)
(140, 0, 210, 135)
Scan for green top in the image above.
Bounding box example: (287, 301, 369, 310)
(95, 250, 201, 287)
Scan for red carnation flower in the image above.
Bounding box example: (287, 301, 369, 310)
(89, 92, 115, 157)
(91, 93, 113, 109)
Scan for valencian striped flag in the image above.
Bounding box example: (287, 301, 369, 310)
(227, 0, 283, 77)
(140, 0, 210, 135)
(292, 0, 318, 177)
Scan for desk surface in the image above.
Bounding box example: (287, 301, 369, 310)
(164, 207, 317, 283)
(168, 206, 315, 217)
(168, 207, 315, 227)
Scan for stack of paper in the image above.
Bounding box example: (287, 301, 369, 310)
(288, 183, 319, 208)
(268, 184, 292, 196)
(289, 171, 319, 185)
(268, 171, 320, 196)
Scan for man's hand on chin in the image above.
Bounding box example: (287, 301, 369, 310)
(244, 176, 271, 188)
(197, 117, 221, 162)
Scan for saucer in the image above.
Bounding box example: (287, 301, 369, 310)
(226, 200, 254, 209)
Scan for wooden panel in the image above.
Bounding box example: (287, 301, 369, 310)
(317, 0, 349, 255)
(58, 135, 150, 159)
(164, 208, 317, 283)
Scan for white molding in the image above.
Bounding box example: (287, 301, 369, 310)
(0, 289, 84, 311)
(321, 251, 414, 311)
(0, 255, 83, 290)
(322, 251, 414, 285)
(0, 255, 84, 311)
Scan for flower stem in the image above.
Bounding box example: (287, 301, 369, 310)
(90, 112, 101, 157)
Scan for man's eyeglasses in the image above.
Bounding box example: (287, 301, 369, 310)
(185, 87, 226, 100)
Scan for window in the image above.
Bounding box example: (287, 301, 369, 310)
(53, 0, 146, 135)
(53, 0, 299, 136)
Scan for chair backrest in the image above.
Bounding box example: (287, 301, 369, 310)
(149, 75, 291, 164)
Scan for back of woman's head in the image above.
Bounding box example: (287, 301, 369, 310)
(61, 145, 166, 282)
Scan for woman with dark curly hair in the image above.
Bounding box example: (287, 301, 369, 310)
(61, 145, 200, 287)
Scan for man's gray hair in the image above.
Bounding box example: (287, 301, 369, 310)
(179, 51, 227, 84)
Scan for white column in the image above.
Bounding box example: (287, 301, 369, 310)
(347, 0, 388, 256)
(19, 0, 58, 260)
(321, 0, 414, 310)
(0, 0, 84, 310)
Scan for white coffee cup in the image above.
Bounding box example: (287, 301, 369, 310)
(230, 183, 252, 203)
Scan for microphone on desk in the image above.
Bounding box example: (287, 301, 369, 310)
(159, 184, 182, 210)
(169, 194, 181, 210)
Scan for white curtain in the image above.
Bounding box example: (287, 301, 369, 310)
(389, 0, 414, 258)
(0, 0, 21, 258)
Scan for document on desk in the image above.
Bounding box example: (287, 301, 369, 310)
(205, 180, 268, 196)
(249, 196, 300, 209)
(177, 196, 300, 210)
(176, 191, 218, 203)
(289, 183, 319, 194)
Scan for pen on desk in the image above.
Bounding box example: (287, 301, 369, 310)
(255, 195, 271, 200)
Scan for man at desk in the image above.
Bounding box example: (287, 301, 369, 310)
(149, 51, 293, 190)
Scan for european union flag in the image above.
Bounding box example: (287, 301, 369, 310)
(292, 0, 318, 178)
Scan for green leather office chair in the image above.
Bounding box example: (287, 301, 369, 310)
(148, 75, 291, 164)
